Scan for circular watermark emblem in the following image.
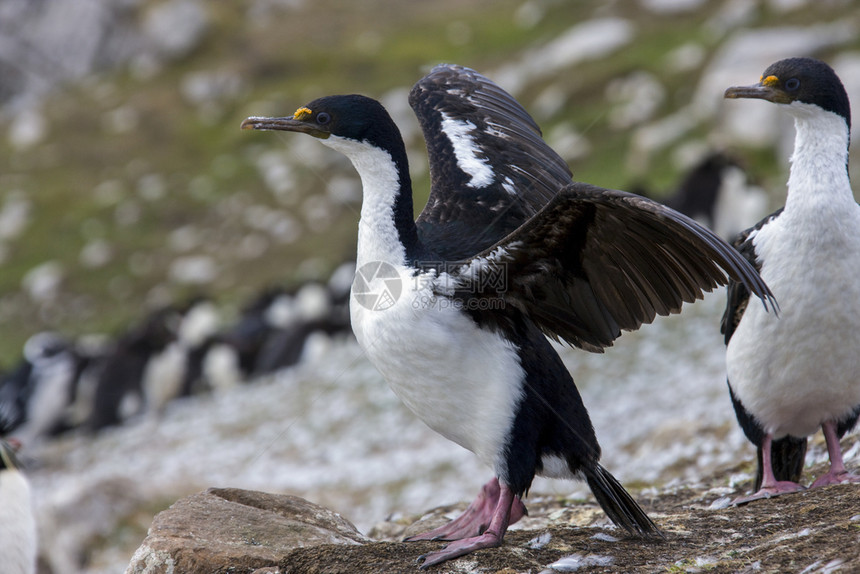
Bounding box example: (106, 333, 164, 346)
(353, 261, 402, 311)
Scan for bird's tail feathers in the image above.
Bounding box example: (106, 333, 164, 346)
(583, 463, 662, 539)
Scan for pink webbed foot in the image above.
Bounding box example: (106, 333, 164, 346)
(732, 481, 806, 505)
(811, 470, 860, 488)
(810, 421, 860, 489)
(415, 479, 518, 569)
(418, 529, 504, 569)
(733, 433, 806, 505)
(405, 477, 526, 542)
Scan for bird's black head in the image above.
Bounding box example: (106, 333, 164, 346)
(241, 94, 401, 151)
(725, 57, 851, 129)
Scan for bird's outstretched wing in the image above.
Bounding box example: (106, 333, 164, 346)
(448, 182, 777, 352)
(720, 208, 782, 345)
(410, 64, 572, 260)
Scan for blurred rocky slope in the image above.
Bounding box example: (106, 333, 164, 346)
(1, 0, 859, 363)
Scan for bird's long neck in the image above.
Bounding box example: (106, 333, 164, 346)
(785, 108, 852, 213)
(324, 136, 425, 268)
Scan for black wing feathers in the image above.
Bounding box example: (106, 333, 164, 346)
(455, 183, 776, 352)
(409, 65, 775, 351)
(410, 64, 572, 260)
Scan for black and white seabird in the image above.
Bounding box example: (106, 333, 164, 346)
(242, 64, 774, 567)
(0, 332, 84, 442)
(0, 416, 38, 574)
(722, 57, 860, 504)
(88, 306, 179, 431)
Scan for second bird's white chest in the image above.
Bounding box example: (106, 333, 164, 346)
(727, 196, 860, 437)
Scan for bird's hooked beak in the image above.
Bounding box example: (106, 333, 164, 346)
(724, 75, 791, 104)
(240, 109, 330, 139)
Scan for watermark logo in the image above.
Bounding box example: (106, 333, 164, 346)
(353, 260, 507, 312)
(353, 261, 402, 311)
(416, 261, 507, 295)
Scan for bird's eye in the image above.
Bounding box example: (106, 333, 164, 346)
(785, 78, 800, 91)
(316, 112, 331, 125)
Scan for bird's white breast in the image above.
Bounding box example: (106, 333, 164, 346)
(727, 111, 860, 437)
(0, 468, 37, 574)
(350, 268, 525, 473)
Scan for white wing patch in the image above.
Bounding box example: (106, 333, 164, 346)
(440, 112, 495, 188)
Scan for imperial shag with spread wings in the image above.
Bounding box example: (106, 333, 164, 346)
(722, 57, 860, 505)
(242, 64, 775, 568)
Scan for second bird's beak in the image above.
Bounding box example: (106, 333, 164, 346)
(724, 76, 790, 104)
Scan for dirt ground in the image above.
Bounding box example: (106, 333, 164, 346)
(278, 462, 860, 574)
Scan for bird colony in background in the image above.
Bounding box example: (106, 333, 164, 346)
(0, 261, 355, 443)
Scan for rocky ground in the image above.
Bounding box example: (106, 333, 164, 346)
(378, 473, 860, 574)
(127, 462, 860, 573)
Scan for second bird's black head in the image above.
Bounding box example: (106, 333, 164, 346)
(725, 57, 851, 129)
(241, 94, 404, 153)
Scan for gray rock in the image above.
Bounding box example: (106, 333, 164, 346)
(0, 0, 141, 110)
(0, 0, 210, 112)
(492, 18, 636, 95)
(142, 0, 208, 60)
(125, 488, 369, 574)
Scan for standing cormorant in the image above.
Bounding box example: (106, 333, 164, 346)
(244, 64, 774, 567)
(723, 57, 860, 504)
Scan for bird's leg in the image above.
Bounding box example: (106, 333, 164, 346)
(810, 420, 860, 488)
(733, 433, 805, 505)
(405, 477, 526, 542)
(417, 480, 517, 569)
